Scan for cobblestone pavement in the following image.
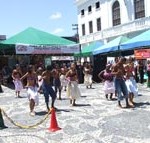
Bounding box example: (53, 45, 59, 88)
(0, 83, 150, 143)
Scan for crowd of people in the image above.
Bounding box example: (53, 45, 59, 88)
(0, 56, 150, 115)
(11, 62, 81, 116)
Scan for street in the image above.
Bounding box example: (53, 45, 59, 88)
(0, 83, 150, 143)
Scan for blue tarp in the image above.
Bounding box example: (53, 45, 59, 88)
(120, 29, 150, 50)
(93, 36, 129, 55)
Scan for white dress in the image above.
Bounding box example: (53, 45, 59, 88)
(103, 70, 115, 95)
(125, 77, 138, 96)
(27, 86, 39, 105)
(37, 75, 43, 90)
(104, 80, 115, 94)
(67, 81, 81, 99)
(60, 74, 68, 87)
(13, 79, 23, 92)
(84, 68, 92, 86)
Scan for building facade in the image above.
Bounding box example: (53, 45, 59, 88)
(75, 0, 150, 47)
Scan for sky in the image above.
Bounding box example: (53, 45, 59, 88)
(0, 0, 78, 38)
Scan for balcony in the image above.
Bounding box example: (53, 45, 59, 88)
(79, 16, 150, 44)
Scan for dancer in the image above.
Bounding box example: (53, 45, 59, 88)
(52, 64, 62, 100)
(21, 65, 39, 116)
(41, 65, 56, 111)
(66, 63, 81, 106)
(12, 64, 23, 98)
(98, 64, 115, 100)
(83, 63, 93, 89)
(125, 57, 138, 107)
(36, 67, 43, 94)
(60, 67, 68, 91)
(112, 57, 131, 108)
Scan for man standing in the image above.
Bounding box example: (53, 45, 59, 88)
(112, 57, 131, 108)
(41, 65, 56, 111)
(52, 64, 62, 100)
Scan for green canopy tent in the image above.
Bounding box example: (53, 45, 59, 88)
(0, 27, 76, 54)
(1, 27, 75, 45)
(75, 41, 103, 57)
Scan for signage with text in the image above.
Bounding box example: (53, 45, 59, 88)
(134, 49, 150, 59)
(15, 44, 80, 54)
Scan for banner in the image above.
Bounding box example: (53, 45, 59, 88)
(15, 44, 80, 54)
(52, 56, 74, 61)
(134, 49, 150, 59)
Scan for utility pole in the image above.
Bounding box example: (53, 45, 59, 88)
(72, 24, 81, 63)
(72, 24, 79, 43)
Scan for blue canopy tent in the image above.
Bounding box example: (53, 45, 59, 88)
(93, 36, 129, 55)
(120, 29, 150, 51)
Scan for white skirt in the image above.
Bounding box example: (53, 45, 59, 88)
(125, 77, 138, 96)
(84, 74, 92, 86)
(104, 80, 115, 94)
(37, 75, 43, 90)
(67, 81, 81, 99)
(27, 86, 39, 105)
(13, 79, 23, 92)
(60, 75, 68, 86)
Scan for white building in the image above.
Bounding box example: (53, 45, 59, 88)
(75, 0, 150, 47)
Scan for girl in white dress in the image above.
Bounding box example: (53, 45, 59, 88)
(98, 64, 115, 100)
(66, 63, 81, 106)
(83, 63, 93, 89)
(125, 57, 138, 107)
(12, 69, 23, 98)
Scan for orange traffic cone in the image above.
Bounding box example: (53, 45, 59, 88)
(48, 108, 61, 132)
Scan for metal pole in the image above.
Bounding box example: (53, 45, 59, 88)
(72, 24, 81, 64)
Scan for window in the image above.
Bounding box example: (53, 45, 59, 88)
(82, 24, 85, 36)
(134, 0, 145, 19)
(97, 18, 101, 31)
(89, 21, 93, 33)
(81, 9, 84, 16)
(88, 6, 92, 13)
(96, 1, 100, 9)
(112, 1, 121, 26)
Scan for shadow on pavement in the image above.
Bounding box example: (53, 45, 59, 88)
(74, 103, 91, 107)
(109, 98, 117, 101)
(58, 98, 68, 101)
(80, 95, 87, 98)
(56, 108, 74, 113)
(135, 102, 150, 108)
(36, 111, 48, 116)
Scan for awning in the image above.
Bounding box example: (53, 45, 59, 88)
(82, 41, 103, 56)
(93, 36, 130, 55)
(120, 29, 150, 50)
(74, 41, 103, 57)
